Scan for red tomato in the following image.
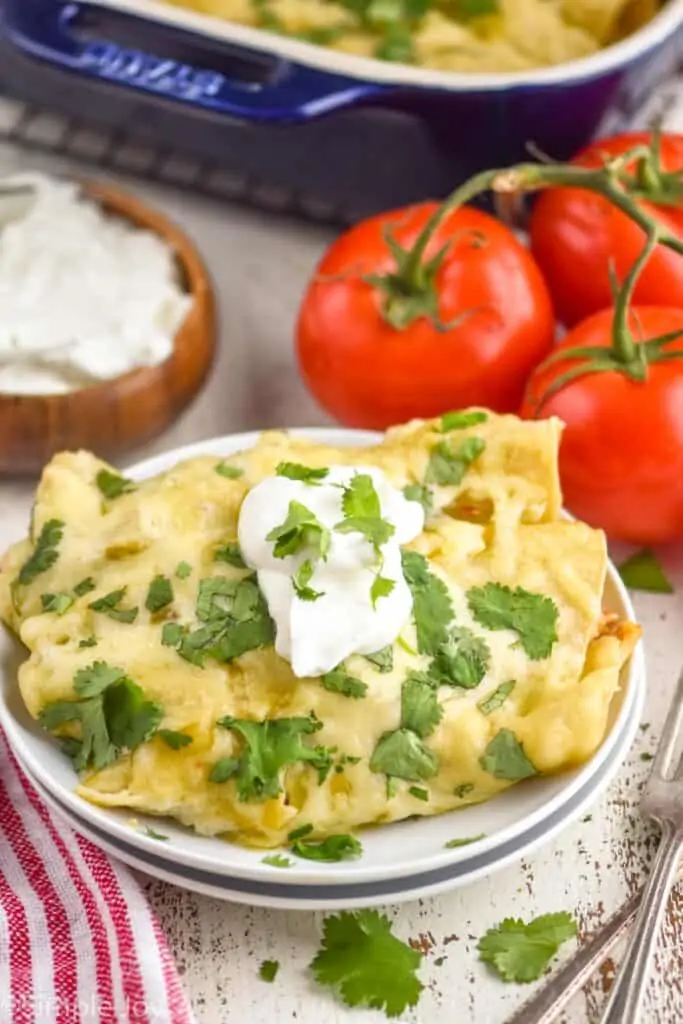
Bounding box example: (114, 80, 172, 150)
(530, 132, 683, 328)
(296, 202, 554, 429)
(520, 306, 683, 544)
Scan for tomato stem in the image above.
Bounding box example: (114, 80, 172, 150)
(611, 227, 659, 365)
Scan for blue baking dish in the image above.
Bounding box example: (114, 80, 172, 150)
(4, 0, 683, 172)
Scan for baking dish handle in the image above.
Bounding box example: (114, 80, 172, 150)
(2, 0, 384, 123)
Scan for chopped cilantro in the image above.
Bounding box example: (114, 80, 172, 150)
(79, 637, 98, 649)
(480, 729, 537, 781)
(618, 548, 674, 594)
(39, 661, 162, 772)
(582, 814, 593, 823)
(158, 729, 192, 750)
(292, 834, 362, 862)
(458, 0, 499, 17)
(175, 561, 192, 579)
(216, 715, 331, 802)
(267, 500, 330, 560)
(73, 577, 96, 597)
(293, 559, 324, 602)
(641, 752, 654, 762)
(162, 622, 185, 647)
(432, 626, 490, 689)
(276, 462, 329, 484)
(370, 728, 439, 782)
(88, 588, 139, 624)
(145, 575, 173, 614)
(215, 463, 244, 479)
(321, 669, 367, 699)
(41, 592, 74, 616)
(364, 647, 393, 673)
(445, 834, 485, 848)
(214, 543, 247, 568)
(478, 680, 516, 715)
(425, 437, 485, 486)
(169, 576, 274, 667)
(259, 960, 280, 983)
(310, 911, 423, 1017)
(288, 823, 313, 841)
(143, 827, 169, 841)
(453, 782, 474, 798)
(467, 583, 559, 660)
(96, 469, 136, 500)
(371, 574, 395, 608)
(403, 483, 433, 516)
(440, 410, 488, 431)
(262, 854, 293, 868)
(401, 550, 453, 655)
(401, 673, 443, 738)
(209, 757, 240, 783)
(408, 786, 429, 801)
(16, 519, 64, 586)
(335, 474, 395, 555)
(478, 912, 577, 983)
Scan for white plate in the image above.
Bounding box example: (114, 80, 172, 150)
(0, 429, 645, 896)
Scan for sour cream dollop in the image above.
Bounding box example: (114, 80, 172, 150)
(238, 466, 424, 677)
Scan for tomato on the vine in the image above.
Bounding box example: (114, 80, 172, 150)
(530, 131, 683, 328)
(296, 202, 554, 430)
(520, 306, 683, 545)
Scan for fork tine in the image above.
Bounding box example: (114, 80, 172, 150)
(650, 664, 683, 781)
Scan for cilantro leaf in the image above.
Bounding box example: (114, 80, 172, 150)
(104, 681, 163, 750)
(478, 912, 577, 983)
(215, 543, 247, 568)
(162, 622, 185, 647)
(79, 637, 98, 649)
(96, 469, 136, 500)
(425, 437, 485, 486)
(401, 550, 453, 655)
(293, 559, 324, 602)
(445, 834, 485, 848)
(288, 824, 313, 841)
(259, 960, 280, 983)
(401, 673, 443, 738)
(409, 785, 429, 801)
(209, 757, 240, 783)
(158, 729, 193, 750)
(618, 548, 674, 594)
(89, 588, 139, 624)
(175, 561, 192, 579)
(267, 500, 331, 560)
(336, 474, 395, 555)
(458, 0, 499, 17)
(16, 519, 64, 586)
(432, 627, 490, 689)
(364, 647, 393, 673)
(453, 782, 474, 798)
(403, 483, 433, 516)
(262, 854, 293, 868)
(276, 462, 329, 484)
(310, 911, 423, 1017)
(74, 662, 127, 698)
(145, 575, 174, 613)
(321, 669, 367, 699)
(335, 517, 394, 553)
(478, 680, 516, 715)
(370, 574, 395, 608)
(440, 410, 488, 431)
(370, 728, 439, 781)
(41, 592, 74, 616)
(480, 729, 537, 781)
(292, 834, 362, 862)
(216, 715, 330, 802)
(467, 583, 559, 660)
(73, 577, 96, 597)
(143, 827, 169, 841)
(215, 463, 244, 479)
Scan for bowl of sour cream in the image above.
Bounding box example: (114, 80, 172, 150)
(0, 172, 216, 475)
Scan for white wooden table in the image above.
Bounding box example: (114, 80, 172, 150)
(1, 141, 682, 1024)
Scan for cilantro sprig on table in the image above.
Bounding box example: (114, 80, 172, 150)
(310, 911, 423, 1017)
(467, 583, 559, 660)
(38, 661, 162, 772)
(478, 912, 577, 983)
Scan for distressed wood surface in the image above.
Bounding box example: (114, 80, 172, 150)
(0, 144, 682, 1024)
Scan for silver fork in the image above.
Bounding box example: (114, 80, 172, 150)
(596, 665, 683, 1023)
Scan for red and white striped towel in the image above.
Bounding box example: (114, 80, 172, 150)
(0, 732, 196, 1024)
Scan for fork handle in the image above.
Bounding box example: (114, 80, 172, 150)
(599, 821, 683, 1024)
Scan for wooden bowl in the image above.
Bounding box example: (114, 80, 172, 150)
(0, 180, 216, 476)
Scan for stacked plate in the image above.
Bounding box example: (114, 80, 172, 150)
(0, 430, 646, 911)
